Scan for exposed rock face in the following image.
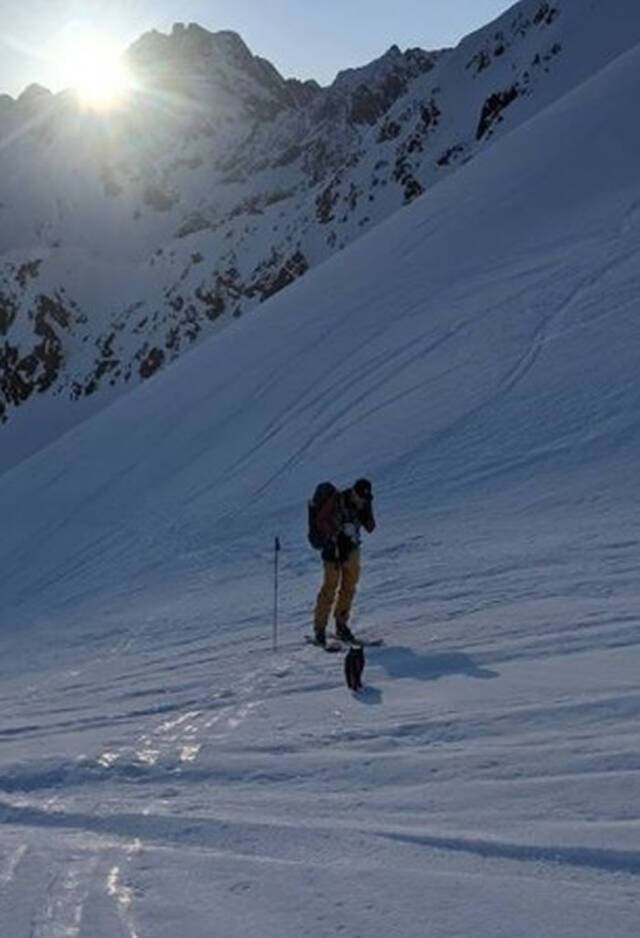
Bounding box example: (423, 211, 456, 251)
(0, 290, 76, 422)
(1, 0, 638, 468)
(476, 85, 521, 140)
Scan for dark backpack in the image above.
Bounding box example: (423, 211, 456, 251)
(307, 482, 339, 550)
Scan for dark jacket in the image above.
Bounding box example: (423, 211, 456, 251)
(322, 488, 376, 563)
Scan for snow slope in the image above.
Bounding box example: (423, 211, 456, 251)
(1, 20, 640, 938)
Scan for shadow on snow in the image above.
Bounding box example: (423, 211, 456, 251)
(374, 646, 499, 682)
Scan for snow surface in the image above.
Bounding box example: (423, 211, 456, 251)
(2, 16, 640, 938)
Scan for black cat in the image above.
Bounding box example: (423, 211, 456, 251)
(344, 645, 365, 691)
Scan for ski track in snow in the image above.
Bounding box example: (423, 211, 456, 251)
(0, 843, 27, 885)
(249, 227, 640, 507)
(0, 825, 144, 938)
(0, 612, 639, 936)
(32, 857, 97, 938)
(105, 840, 144, 938)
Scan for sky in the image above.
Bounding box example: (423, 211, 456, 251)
(0, 0, 515, 98)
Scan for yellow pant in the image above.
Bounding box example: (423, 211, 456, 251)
(314, 550, 361, 632)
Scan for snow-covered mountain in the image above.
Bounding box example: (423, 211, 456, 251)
(1, 0, 639, 931)
(3, 0, 640, 473)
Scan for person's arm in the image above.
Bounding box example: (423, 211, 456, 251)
(359, 500, 376, 534)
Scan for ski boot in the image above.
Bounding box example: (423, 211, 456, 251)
(335, 620, 358, 644)
(313, 627, 327, 647)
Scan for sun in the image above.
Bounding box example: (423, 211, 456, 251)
(52, 27, 133, 110)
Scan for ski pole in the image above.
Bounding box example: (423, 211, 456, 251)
(273, 536, 281, 652)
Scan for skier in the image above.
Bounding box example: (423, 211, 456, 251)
(312, 477, 376, 645)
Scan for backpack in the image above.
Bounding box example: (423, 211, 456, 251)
(307, 482, 339, 550)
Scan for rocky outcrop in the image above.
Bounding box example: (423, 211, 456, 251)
(476, 85, 521, 140)
(0, 292, 75, 420)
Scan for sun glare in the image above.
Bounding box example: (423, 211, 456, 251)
(52, 28, 133, 110)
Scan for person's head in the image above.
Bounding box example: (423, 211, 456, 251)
(352, 477, 373, 508)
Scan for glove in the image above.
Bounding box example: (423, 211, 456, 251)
(343, 523, 357, 541)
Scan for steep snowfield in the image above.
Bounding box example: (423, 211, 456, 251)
(1, 28, 640, 938)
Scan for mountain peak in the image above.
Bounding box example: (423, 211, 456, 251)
(125, 23, 298, 116)
(170, 23, 254, 63)
(17, 83, 51, 102)
(15, 83, 53, 111)
(127, 23, 254, 73)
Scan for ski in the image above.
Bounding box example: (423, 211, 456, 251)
(305, 635, 343, 653)
(329, 634, 384, 647)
